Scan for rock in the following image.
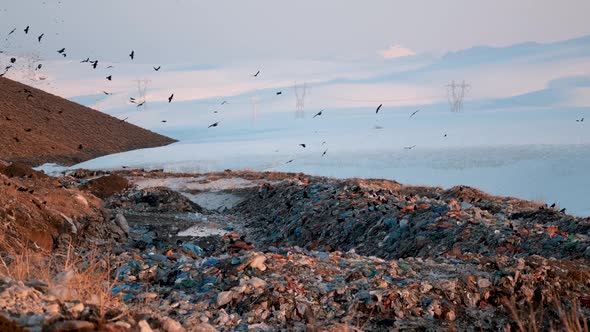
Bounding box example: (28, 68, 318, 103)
(45, 303, 60, 314)
(67, 302, 85, 315)
(162, 317, 186, 332)
(49, 320, 95, 331)
(138, 320, 154, 332)
(216, 291, 234, 307)
(249, 255, 267, 271)
(241, 277, 267, 289)
(115, 214, 130, 234)
(460, 202, 473, 210)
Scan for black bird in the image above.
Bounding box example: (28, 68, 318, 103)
(106, 75, 112, 81)
(24, 26, 29, 34)
(299, 144, 306, 148)
(443, 134, 447, 137)
(153, 66, 161, 71)
(7, 28, 16, 36)
(62, 53, 67, 58)
(550, 203, 556, 209)
(404, 145, 416, 150)
(10, 57, 16, 63)
(276, 91, 282, 95)
(221, 101, 228, 105)
(136, 101, 145, 107)
(375, 104, 382, 114)
(559, 208, 566, 213)
(103, 91, 112, 95)
(321, 141, 326, 145)
(129, 50, 134, 60)
(409, 109, 420, 118)
(313, 110, 323, 118)
(91, 60, 98, 69)
(57, 48, 65, 54)
(321, 149, 328, 157)
(37, 33, 44, 42)
(119, 117, 128, 123)
(36, 64, 42, 70)
(81, 58, 90, 63)
(252, 70, 260, 77)
(161, 120, 167, 123)
(106, 65, 114, 68)
(208, 121, 220, 128)
(168, 94, 174, 103)
(286, 159, 294, 164)
(130, 97, 136, 102)
(576, 117, 585, 122)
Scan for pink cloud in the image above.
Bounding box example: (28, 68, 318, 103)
(379, 44, 416, 59)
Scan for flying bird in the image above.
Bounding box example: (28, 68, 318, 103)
(208, 121, 220, 128)
(321, 149, 328, 157)
(81, 57, 90, 63)
(136, 101, 145, 107)
(376, 104, 382, 114)
(36, 64, 42, 70)
(286, 159, 294, 164)
(221, 101, 228, 105)
(57, 48, 65, 54)
(153, 66, 161, 71)
(252, 70, 260, 77)
(129, 50, 134, 60)
(10, 57, 16, 63)
(276, 91, 282, 95)
(409, 109, 420, 118)
(550, 203, 556, 209)
(161, 120, 167, 123)
(299, 144, 306, 148)
(559, 208, 566, 213)
(103, 91, 112, 95)
(24, 26, 29, 34)
(37, 33, 44, 42)
(106, 65, 114, 68)
(404, 145, 416, 150)
(168, 94, 174, 103)
(313, 110, 323, 118)
(106, 75, 112, 81)
(91, 60, 98, 69)
(576, 118, 585, 122)
(7, 28, 16, 36)
(443, 134, 447, 137)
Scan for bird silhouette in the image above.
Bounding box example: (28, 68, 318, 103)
(550, 203, 556, 209)
(299, 144, 306, 148)
(404, 145, 416, 150)
(103, 91, 112, 95)
(7, 28, 16, 36)
(37, 33, 44, 42)
(409, 109, 420, 118)
(276, 91, 282, 95)
(129, 50, 134, 60)
(153, 66, 161, 71)
(24, 26, 29, 34)
(119, 117, 128, 123)
(322, 149, 328, 157)
(208, 121, 220, 128)
(106, 75, 112, 81)
(576, 117, 585, 122)
(57, 48, 65, 54)
(36, 64, 42, 70)
(91, 60, 98, 69)
(81, 57, 90, 63)
(252, 70, 260, 77)
(221, 101, 228, 105)
(161, 120, 167, 123)
(313, 110, 323, 118)
(10, 57, 16, 63)
(106, 65, 114, 68)
(559, 208, 566, 213)
(286, 159, 294, 164)
(168, 94, 174, 103)
(136, 101, 145, 107)
(376, 104, 382, 114)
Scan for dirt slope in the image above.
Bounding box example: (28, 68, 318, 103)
(0, 76, 176, 166)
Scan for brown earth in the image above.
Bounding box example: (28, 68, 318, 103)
(0, 76, 176, 166)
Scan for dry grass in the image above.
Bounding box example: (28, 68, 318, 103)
(0, 243, 121, 319)
(503, 294, 589, 332)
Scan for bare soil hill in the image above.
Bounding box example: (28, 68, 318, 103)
(0, 76, 176, 166)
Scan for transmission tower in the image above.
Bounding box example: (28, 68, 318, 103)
(134, 79, 151, 110)
(446, 80, 470, 112)
(294, 82, 308, 119)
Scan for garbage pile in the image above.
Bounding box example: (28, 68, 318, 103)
(236, 177, 590, 261)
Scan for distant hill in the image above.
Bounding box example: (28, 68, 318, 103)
(0, 77, 177, 166)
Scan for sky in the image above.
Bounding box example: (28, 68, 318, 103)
(2, 0, 590, 64)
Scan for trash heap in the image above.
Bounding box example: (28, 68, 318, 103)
(237, 178, 590, 260)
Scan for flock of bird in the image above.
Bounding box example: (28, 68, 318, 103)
(2, 22, 586, 166)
